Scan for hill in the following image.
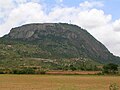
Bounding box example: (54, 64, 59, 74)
(0, 23, 120, 70)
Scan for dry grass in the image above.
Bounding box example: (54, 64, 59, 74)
(0, 75, 120, 90)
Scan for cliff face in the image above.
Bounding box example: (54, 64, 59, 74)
(3, 23, 120, 64)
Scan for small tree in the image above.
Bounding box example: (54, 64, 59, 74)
(69, 65, 76, 71)
(103, 63, 118, 74)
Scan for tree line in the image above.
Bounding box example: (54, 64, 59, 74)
(0, 63, 119, 75)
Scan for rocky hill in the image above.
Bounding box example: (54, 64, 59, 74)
(0, 23, 120, 69)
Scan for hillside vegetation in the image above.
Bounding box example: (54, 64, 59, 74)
(0, 23, 120, 70)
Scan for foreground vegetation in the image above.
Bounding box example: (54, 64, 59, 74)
(0, 75, 120, 90)
(0, 63, 119, 75)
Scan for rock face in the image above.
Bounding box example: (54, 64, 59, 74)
(8, 23, 55, 39)
(3, 23, 120, 64)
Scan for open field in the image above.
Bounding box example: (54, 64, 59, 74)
(0, 75, 120, 90)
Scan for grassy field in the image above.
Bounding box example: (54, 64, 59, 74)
(0, 75, 120, 90)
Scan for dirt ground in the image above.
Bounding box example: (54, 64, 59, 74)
(0, 75, 120, 90)
(46, 71, 102, 75)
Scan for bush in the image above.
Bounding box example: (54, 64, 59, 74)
(35, 69, 46, 74)
(12, 68, 35, 74)
(0, 67, 47, 74)
(23, 68, 35, 74)
(69, 65, 77, 71)
(0, 69, 13, 74)
(0, 69, 4, 74)
(103, 63, 118, 74)
(109, 83, 119, 90)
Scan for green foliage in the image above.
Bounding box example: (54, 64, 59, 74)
(0, 69, 13, 74)
(0, 23, 120, 71)
(36, 69, 46, 74)
(0, 67, 47, 74)
(0, 57, 101, 72)
(0, 23, 120, 64)
(0, 69, 5, 74)
(12, 68, 35, 74)
(103, 63, 118, 74)
(69, 65, 77, 71)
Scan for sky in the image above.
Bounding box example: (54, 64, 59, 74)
(0, 0, 120, 56)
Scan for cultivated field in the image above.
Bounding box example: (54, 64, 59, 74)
(0, 75, 120, 90)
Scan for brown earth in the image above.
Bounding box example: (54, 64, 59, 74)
(46, 71, 102, 75)
(0, 75, 120, 90)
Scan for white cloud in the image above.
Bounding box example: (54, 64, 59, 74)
(47, 7, 79, 22)
(55, 0, 63, 3)
(0, 0, 120, 56)
(80, 1, 104, 9)
(8, 2, 44, 23)
(113, 19, 120, 31)
(0, 0, 15, 23)
(14, 0, 28, 4)
(0, 1, 45, 35)
(0, 0, 15, 9)
(74, 9, 112, 29)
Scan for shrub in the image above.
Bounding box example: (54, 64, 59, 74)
(35, 69, 46, 74)
(109, 83, 119, 90)
(0, 69, 4, 74)
(103, 63, 118, 74)
(69, 65, 77, 71)
(12, 68, 35, 74)
(0, 69, 13, 74)
(23, 68, 35, 74)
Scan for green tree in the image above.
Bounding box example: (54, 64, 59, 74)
(103, 63, 118, 74)
(69, 65, 76, 71)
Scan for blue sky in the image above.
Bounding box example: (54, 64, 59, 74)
(103, 0, 120, 20)
(42, 0, 120, 20)
(0, 0, 120, 56)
